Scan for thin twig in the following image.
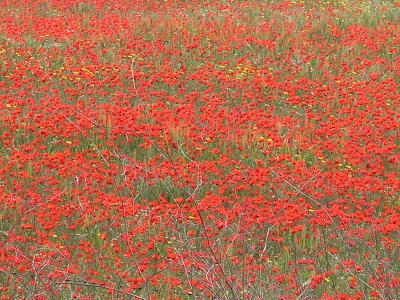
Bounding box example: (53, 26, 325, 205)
(51, 280, 145, 299)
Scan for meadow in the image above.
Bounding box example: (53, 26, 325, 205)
(0, 0, 399, 299)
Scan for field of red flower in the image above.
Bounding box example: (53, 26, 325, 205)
(0, 0, 399, 299)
